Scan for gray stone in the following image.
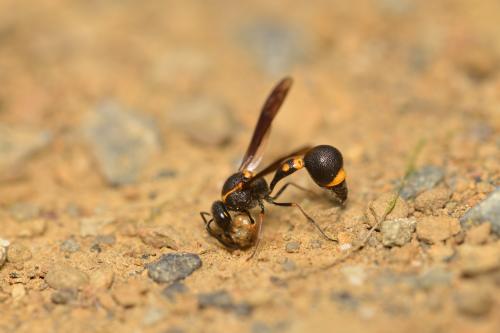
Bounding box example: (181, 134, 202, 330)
(238, 20, 312, 75)
(83, 101, 162, 186)
(454, 286, 493, 317)
(281, 258, 296, 272)
(330, 290, 359, 310)
(45, 265, 89, 290)
(381, 218, 416, 247)
(146, 253, 201, 284)
(414, 267, 453, 290)
(162, 282, 188, 301)
(60, 238, 80, 253)
(285, 241, 300, 253)
(399, 165, 444, 199)
(198, 290, 252, 316)
(168, 97, 235, 146)
(51, 288, 78, 304)
(460, 187, 500, 235)
(6, 243, 32, 263)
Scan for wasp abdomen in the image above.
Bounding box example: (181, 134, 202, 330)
(304, 145, 347, 202)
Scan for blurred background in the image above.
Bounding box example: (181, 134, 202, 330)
(0, 0, 499, 332)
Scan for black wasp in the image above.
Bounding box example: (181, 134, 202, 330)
(200, 77, 347, 257)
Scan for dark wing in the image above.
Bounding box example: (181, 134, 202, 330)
(238, 77, 293, 172)
(250, 145, 312, 180)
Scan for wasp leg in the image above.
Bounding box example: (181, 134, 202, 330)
(200, 211, 212, 225)
(270, 182, 316, 200)
(247, 203, 265, 261)
(266, 197, 337, 242)
(202, 211, 241, 250)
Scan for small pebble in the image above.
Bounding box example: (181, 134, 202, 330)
(416, 216, 461, 244)
(381, 218, 416, 247)
(168, 97, 235, 146)
(400, 165, 444, 199)
(80, 217, 114, 237)
(428, 244, 455, 262)
(330, 290, 359, 310)
(93, 234, 116, 245)
(112, 280, 148, 307)
(45, 265, 89, 290)
(309, 239, 322, 249)
(89, 268, 114, 290)
(414, 188, 450, 213)
(142, 307, 166, 326)
(146, 253, 202, 284)
(466, 223, 491, 245)
(285, 241, 300, 253)
(367, 193, 409, 227)
(60, 238, 80, 253)
(460, 187, 500, 236)
(138, 227, 178, 250)
(457, 244, 500, 276)
(162, 282, 188, 301)
(6, 243, 32, 263)
(339, 243, 352, 251)
(281, 258, 296, 272)
(415, 267, 453, 290)
(454, 285, 493, 317)
(17, 218, 47, 238)
(341, 266, 366, 286)
(11, 284, 26, 301)
(198, 290, 252, 316)
(83, 101, 162, 186)
(51, 288, 77, 304)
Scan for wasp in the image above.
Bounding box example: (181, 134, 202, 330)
(200, 77, 347, 256)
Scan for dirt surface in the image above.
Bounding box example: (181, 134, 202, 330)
(0, 1, 499, 332)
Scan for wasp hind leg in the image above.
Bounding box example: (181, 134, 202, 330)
(266, 197, 337, 242)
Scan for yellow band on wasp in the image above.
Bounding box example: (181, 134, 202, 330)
(222, 182, 243, 202)
(326, 168, 345, 187)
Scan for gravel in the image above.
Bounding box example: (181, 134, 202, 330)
(51, 288, 78, 304)
(381, 218, 416, 247)
(168, 97, 235, 146)
(285, 241, 301, 253)
(6, 243, 32, 263)
(45, 265, 89, 290)
(83, 101, 162, 186)
(162, 282, 188, 301)
(146, 253, 202, 284)
(399, 165, 444, 199)
(60, 238, 81, 253)
(416, 216, 461, 244)
(460, 187, 500, 235)
(198, 290, 253, 316)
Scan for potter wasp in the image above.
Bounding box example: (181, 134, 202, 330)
(200, 77, 347, 257)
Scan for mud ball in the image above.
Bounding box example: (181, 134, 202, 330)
(230, 214, 257, 249)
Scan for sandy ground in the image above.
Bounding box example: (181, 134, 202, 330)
(0, 0, 499, 332)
